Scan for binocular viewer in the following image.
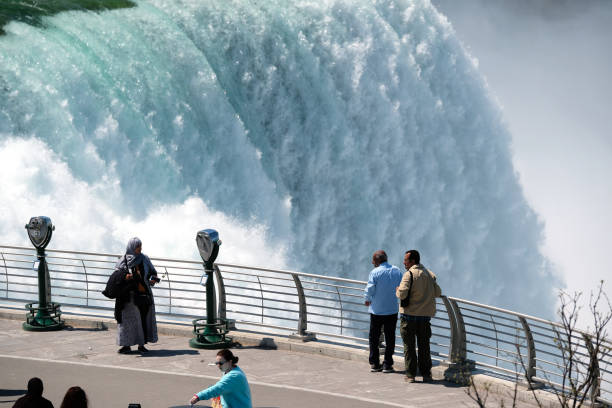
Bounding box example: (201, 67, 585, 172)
(25, 216, 55, 250)
(196, 229, 221, 266)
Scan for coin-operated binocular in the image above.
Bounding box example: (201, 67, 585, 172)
(189, 229, 233, 349)
(23, 216, 64, 331)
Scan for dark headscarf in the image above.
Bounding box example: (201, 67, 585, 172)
(115, 237, 144, 269)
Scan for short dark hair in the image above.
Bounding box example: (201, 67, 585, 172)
(405, 250, 420, 264)
(373, 250, 388, 264)
(217, 349, 239, 366)
(27, 377, 43, 397)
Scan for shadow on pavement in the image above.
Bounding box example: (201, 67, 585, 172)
(139, 349, 200, 357)
(0, 389, 26, 397)
(64, 325, 108, 332)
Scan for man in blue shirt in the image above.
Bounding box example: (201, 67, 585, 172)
(364, 250, 404, 373)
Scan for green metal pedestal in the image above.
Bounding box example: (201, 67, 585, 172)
(189, 317, 233, 349)
(23, 302, 64, 331)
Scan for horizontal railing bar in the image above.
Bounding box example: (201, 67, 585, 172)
(306, 311, 362, 323)
(464, 330, 527, 348)
(461, 312, 523, 332)
(302, 281, 364, 293)
(223, 274, 295, 285)
(463, 321, 527, 340)
(465, 339, 524, 356)
(473, 360, 521, 376)
(230, 286, 299, 299)
(217, 261, 367, 285)
(225, 293, 300, 306)
(535, 358, 567, 371)
(534, 367, 566, 380)
(225, 309, 299, 324)
(534, 346, 590, 361)
(468, 344, 523, 359)
(458, 306, 521, 325)
(469, 350, 521, 366)
(302, 286, 360, 298)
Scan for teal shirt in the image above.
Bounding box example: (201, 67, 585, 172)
(196, 366, 252, 408)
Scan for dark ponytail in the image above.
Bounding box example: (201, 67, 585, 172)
(217, 348, 239, 366)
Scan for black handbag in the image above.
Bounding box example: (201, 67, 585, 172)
(400, 271, 413, 308)
(134, 292, 152, 307)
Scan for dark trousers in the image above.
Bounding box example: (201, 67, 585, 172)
(369, 313, 398, 367)
(400, 315, 432, 377)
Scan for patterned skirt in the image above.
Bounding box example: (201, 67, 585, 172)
(117, 292, 158, 346)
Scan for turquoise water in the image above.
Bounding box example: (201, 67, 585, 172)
(0, 0, 558, 315)
(0, 0, 134, 35)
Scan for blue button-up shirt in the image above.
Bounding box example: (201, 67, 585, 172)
(364, 262, 404, 315)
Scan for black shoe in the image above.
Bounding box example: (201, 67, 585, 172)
(370, 364, 383, 372)
(137, 345, 149, 353)
(382, 365, 394, 373)
(118, 346, 131, 354)
(422, 376, 433, 383)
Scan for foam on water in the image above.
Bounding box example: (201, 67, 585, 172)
(0, 0, 559, 314)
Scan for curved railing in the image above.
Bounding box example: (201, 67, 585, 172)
(0, 244, 609, 405)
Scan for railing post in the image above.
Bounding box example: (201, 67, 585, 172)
(289, 274, 315, 342)
(1, 251, 8, 298)
(582, 334, 601, 405)
(164, 267, 172, 316)
(81, 260, 89, 307)
(335, 287, 344, 335)
(441, 296, 460, 363)
(214, 265, 235, 330)
(518, 316, 540, 388)
(449, 297, 467, 361)
(443, 297, 474, 384)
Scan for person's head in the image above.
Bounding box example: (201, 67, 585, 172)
(60, 386, 88, 408)
(371, 250, 387, 267)
(215, 349, 239, 374)
(404, 250, 420, 270)
(27, 377, 43, 398)
(126, 237, 142, 255)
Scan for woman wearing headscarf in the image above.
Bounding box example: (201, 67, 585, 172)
(189, 349, 252, 408)
(105, 237, 159, 354)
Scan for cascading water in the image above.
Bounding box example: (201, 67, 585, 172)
(0, 0, 559, 315)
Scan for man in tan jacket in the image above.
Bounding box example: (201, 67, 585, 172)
(396, 250, 441, 382)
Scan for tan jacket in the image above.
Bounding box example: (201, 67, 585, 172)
(396, 264, 441, 317)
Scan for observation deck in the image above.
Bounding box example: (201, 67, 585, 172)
(0, 245, 609, 407)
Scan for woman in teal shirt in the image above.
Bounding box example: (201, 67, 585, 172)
(190, 349, 252, 408)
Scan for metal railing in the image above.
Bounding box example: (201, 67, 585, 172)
(0, 244, 610, 405)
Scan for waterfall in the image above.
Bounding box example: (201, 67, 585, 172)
(0, 0, 559, 315)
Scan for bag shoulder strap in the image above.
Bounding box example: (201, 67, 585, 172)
(401, 270, 413, 308)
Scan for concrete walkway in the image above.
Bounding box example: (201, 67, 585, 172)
(0, 314, 539, 407)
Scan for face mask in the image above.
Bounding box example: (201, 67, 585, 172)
(216, 361, 231, 373)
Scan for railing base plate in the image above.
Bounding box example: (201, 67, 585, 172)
(289, 331, 316, 342)
(443, 359, 476, 385)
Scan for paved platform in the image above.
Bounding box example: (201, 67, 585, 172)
(0, 314, 543, 407)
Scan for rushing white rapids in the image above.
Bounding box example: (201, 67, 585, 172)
(0, 0, 559, 314)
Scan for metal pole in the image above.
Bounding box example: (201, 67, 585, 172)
(36, 247, 47, 310)
(205, 263, 216, 326)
